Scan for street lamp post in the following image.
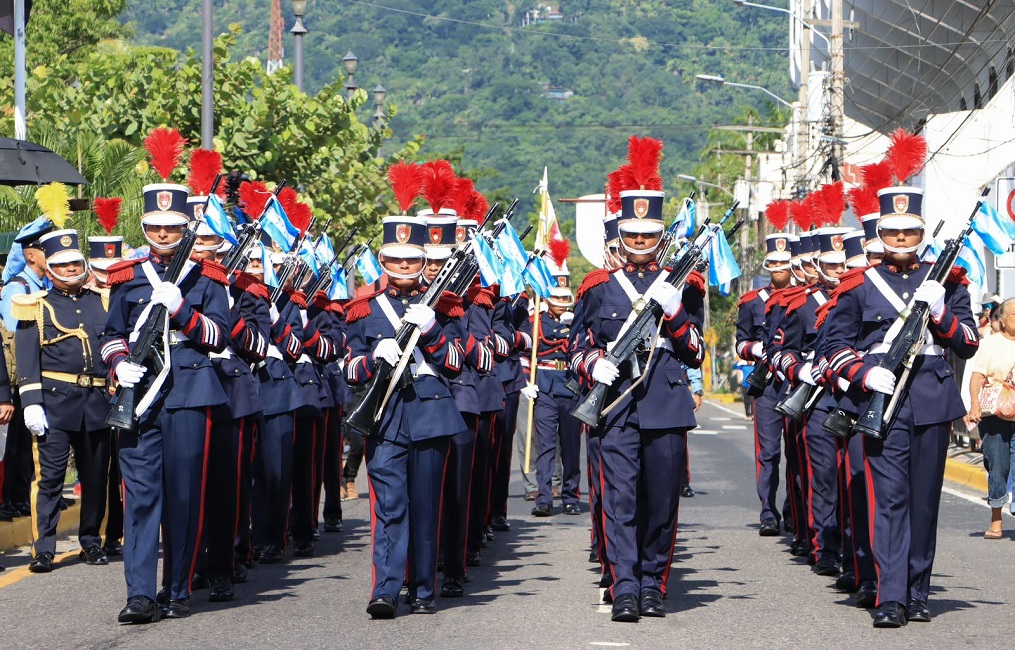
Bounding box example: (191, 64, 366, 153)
(201, 0, 214, 148)
(373, 84, 387, 128)
(291, 0, 308, 92)
(732, 0, 832, 48)
(343, 50, 359, 100)
(695, 74, 793, 108)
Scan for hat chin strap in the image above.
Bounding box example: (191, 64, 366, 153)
(193, 242, 223, 253)
(789, 264, 805, 283)
(817, 267, 840, 287)
(880, 242, 921, 254)
(385, 269, 423, 282)
(47, 265, 88, 284)
(620, 238, 661, 256)
(143, 232, 183, 250)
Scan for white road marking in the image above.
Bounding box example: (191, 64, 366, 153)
(705, 400, 753, 419)
(721, 424, 747, 430)
(590, 643, 631, 647)
(712, 417, 732, 421)
(941, 485, 989, 508)
(691, 429, 718, 435)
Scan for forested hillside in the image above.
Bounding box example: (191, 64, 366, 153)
(123, 1, 792, 218)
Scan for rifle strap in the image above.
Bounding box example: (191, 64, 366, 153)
(131, 261, 174, 416)
(376, 294, 429, 375)
(863, 267, 932, 350)
(607, 272, 670, 353)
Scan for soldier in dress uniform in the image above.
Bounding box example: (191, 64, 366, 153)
(101, 178, 231, 623)
(527, 260, 582, 519)
(570, 140, 705, 622)
(736, 234, 794, 536)
(822, 183, 979, 627)
(16, 229, 111, 572)
(344, 215, 466, 618)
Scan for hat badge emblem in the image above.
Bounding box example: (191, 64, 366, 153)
(193, 204, 205, 220)
(775, 237, 786, 252)
(395, 224, 411, 244)
(59, 234, 72, 247)
(104, 243, 116, 258)
(429, 226, 442, 245)
(157, 191, 173, 211)
(557, 276, 567, 287)
(455, 226, 466, 243)
(633, 198, 650, 219)
(893, 195, 909, 214)
(831, 235, 843, 251)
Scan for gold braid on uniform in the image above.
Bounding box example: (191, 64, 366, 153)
(33, 296, 94, 371)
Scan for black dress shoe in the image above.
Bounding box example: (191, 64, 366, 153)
(14, 500, 32, 517)
(251, 546, 264, 562)
(611, 593, 640, 622)
(190, 573, 210, 590)
(599, 572, 613, 588)
(783, 518, 793, 533)
(209, 576, 234, 602)
(29, 552, 54, 573)
(156, 589, 169, 606)
(292, 541, 314, 558)
(640, 590, 666, 617)
(324, 518, 343, 533)
(589, 547, 600, 563)
(490, 515, 510, 532)
(855, 581, 878, 608)
(872, 601, 907, 628)
(485, 529, 495, 542)
(905, 599, 931, 622)
(80, 546, 108, 566)
(410, 597, 438, 614)
(312, 528, 321, 541)
(118, 596, 160, 624)
(562, 503, 581, 516)
(162, 598, 191, 619)
(681, 485, 695, 498)
(366, 595, 397, 619)
(0, 502, 17, 520)
(813, 557, 839, 576)
(531, 503, 553, 517)
(759, 519, 780, 536)
(835, 570, 857, 592)
(232, 564, 248, 584)
(790, 541, 811, 557)
(466, 551, 482, 567)
(102, 540, 123, 557)
(440, 578, 464, 598)
(259, 545, 283, 563)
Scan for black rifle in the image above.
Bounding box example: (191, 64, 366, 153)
(106, 177, 224, 431)
(221, 181, 288, 273)
(270, 215, 316, 303)
(306, 227, 359, 297)
(571, 202, 740, 428)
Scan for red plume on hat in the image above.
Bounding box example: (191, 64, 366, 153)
(848, 160, 892, 217)
(289, 201, 313, 236)
(93, 197, 122, 235)
(451, 177, 475, 216)
(789, 199, 811, 231)
(387, 162, 424, 214)
(549, 238, 571, 268)
(812, 182, 846, 226)
(144, 127, 188, 182)
(277, 186, 299, 216)
(764, 199, 790, 230)
(885, 128, 927, 185)
(239, 180, 272, 219)
(420, 160, 458, 214)
(606, 165, 628, 213)
(624, 136, 663, 191)
(186, 149, 226, 197)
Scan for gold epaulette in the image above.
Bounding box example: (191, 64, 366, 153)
(11, 291, 46, 321)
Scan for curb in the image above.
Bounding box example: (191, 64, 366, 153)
(0, 499, 81, 552)
(944, 456, 987, 494)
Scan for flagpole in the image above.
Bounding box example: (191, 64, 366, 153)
(524, 168, 549, 474)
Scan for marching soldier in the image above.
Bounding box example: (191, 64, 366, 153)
(16, 229, 111, 572)
(822, 182, 978, 627)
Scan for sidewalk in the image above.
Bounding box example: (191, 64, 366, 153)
(0, 486, 80, 552)
(944, 440, 987, 494)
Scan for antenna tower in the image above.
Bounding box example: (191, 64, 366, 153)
(267, 0, 284, 74)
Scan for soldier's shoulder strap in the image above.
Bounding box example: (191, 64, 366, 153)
(200, 259, 230, 286)
(738, 287, 760, 307)
(576, 268, 613, 300)
(107, 258, 144, 287)
(685, 270, 706, 297)
(436, 291, 465, 318)
(946, 265, 969, 287)
(814, 267, 868, 329)
(232, 270, 270, 300)
(11, 290, 46, 322)
(345, 289, 384, 324)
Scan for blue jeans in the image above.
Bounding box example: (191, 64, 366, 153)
(979, 416, 1015, 508)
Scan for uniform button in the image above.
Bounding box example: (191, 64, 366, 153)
(402, 299, 409, 305)
(611, 312, 617, 317)
(876, 315, 881, 321)
(902, 274, 908, 279)
(902, 292, 909, 299)
(638, 273, 644, 279)
(76, 309, 81, 314)
(79, 323, 83, 327)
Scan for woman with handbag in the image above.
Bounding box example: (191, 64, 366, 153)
(965, 297, 1015, 539)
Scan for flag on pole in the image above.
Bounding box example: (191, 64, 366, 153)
(525, 256, 554, 298)
(706, 224, 741, 294)
(356, 247, 383, 284)
(258, 242, 279, 288)
(494, 221, 529, 272)
(315, 234, 336, 268)
(675, 198, 696, 239)
(472, 235, 504, 287)
(971, 200, 1015, 255)
(203, 195, 239, 245)
(260, 196, 300, 251)
(298, 237, 319, 276)
(329, 266, 349, 300)
(956, 233, 987, 292)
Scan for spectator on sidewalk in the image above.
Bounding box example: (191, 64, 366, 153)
(965, 297, 1015, 539)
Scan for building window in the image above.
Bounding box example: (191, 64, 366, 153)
(988, 66, 998, 100)
(974, 83, 982, 109)
(1007, 48, 1014, 80)
(959, 96, 968, 111)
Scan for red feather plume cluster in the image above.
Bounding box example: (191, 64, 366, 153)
(387, 162, 424, 213)
(289, 202, 313, 236)
(277, 186, 299, 216)
(846, 185, 879, 219)
(549, 238, 571, 268)
(860, 160, 893, 195)
(420, 160, 458, 214)
(451, 177, 475, 216)
(144, 127, 188, 182)
(885, 128, 927, 185)
(239, 181, 272, 219)
(625, 136, 663, 191)
(764, 199, 790, 230)
(810, 182, 846, 226)
(186, 149, 225, 197)
(789, 200, 811, 231)
(606, 165, 628, 214)
(93, 197, 122, 235)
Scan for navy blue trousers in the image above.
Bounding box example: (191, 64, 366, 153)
(290, 415, 320, 544)
(599, 425, 685, 599)
(784, 415, 808, 545)
(587, 425, 606, 571)
(366, 435, 449, 602)
(841, 430, 875, 584)
(753, 390, 784, 523)
(534, 392, 581, 507)
(251, 412, 294, 550)
(234, 418, 256, 565)
(199, 416, 252, 580)
(490, 391, 519, 519)
(322, 406, 344, 522)
(801, 407, 841, 562)
(862, 397, 950, 605)
(441, 414, 477, 580)
(467, 412, 496, 553)
(105, 430, 124, 547)
(120, 407, 210, 601)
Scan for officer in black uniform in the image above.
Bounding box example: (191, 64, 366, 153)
(17, 229, 111, 573)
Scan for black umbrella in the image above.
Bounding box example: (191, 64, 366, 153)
(0, 137, 88, 187)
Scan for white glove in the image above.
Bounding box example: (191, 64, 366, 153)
(23, 404, 48, 437)
(151, 281, 184, 313)
(520, 382, 539, 401)
(799, 362, 817, 386)
(115, 361, 146, 388)
(864, 366, 896, 395)
(372, 338, 402, 366)
(559, 311, 574, 325)
(645, 282, 681, 318)
(591, 358, 620, 386)
(750, 342, 764, 359)
(269, 303, 280, 325)
(914, 280, 946, 320)
(403, 304, 436, 332)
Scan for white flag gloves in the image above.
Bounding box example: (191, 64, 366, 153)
(864, 366, 896, 395)
(23, 404, 48, 437)
(644, 282, 681, 318)
(914, 280, 946, 320)
(404, 304, 436, 332)
(798, 362, 817, 386)
(372, 338, 402, 366)
(520, 382, 539, 401)
(150, 281, 184, 313)
(115, 361, 146, 388)
(592, 358, 620, 386)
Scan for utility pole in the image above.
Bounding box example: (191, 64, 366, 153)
(829, 0, 845, 179)
(200, 0, 213, 148)
(744, 113, 754, 255)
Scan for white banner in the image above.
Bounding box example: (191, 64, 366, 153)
(573, 193, 606, 269)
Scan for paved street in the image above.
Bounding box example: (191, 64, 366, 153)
(1, 400, 1012, 649)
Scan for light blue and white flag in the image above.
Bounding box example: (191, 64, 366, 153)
(329, 266, 349, 300)
(525, 255, 554, 299)
(315, 234, 336, 268)
(971, 200, 1015, 255)
(472, 235, 504, 287)
(356, 247, 383, 285)
(203, 195, 239, 245)
(259, 242, 280, 288)
(494, 221, 529, 273)
(298, 237, 319, 276)
(260, 196, 300, 251)
(674, 198, 696, 239)
(956, 233, 987, 292)
(706, 224, 741, 294)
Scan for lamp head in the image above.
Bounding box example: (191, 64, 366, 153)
(343, 50, 359, 75)
(291, 0, 307, 17)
